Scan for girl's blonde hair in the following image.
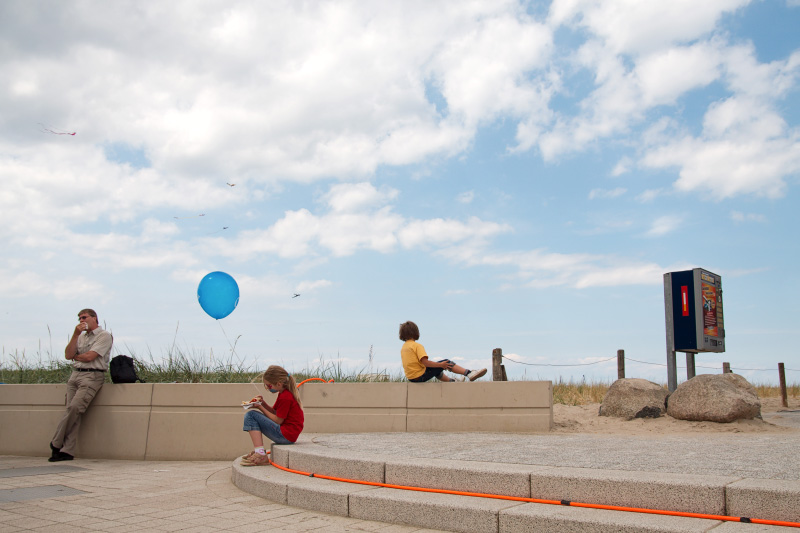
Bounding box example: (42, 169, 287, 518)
(262, 365, 302, 407)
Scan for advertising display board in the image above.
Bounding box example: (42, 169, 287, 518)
(665, 268, 725, 353)
(663, 268, 725, 391)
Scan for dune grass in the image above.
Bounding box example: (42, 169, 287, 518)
(0, 348, 404, 385)
(2, 347, 796, 405)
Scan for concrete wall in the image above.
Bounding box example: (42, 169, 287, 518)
(0, 381, 552, 461)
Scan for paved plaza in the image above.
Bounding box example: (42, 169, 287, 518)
(0, 455, 444, 532)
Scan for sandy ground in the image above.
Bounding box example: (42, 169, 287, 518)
(552, 396, 800, 435)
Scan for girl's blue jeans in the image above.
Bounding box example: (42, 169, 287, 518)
(243, 409, 293, 445)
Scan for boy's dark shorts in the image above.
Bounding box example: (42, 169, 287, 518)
(409, 359, 453, 383)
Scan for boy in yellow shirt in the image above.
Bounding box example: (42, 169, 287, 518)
(399, 321, 487, 382)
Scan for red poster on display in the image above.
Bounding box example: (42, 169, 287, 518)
(681, 286, 689, 316)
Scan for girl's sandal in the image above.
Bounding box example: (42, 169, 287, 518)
(240, 453, 270, 467)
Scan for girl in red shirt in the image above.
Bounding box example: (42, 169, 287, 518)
(241, 365, 304, 466)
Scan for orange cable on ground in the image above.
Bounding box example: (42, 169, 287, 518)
(263, 457, 800, 529)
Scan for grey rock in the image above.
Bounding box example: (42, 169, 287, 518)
(666, 373, 761, 423)
(599, 378, 667, 420)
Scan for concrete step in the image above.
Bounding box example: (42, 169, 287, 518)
(232, 461, 792, 532)
(230, 442, 800, 532)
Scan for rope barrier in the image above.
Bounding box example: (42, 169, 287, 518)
(258, 453, 800, 529)
(502, 356, 616, 367)
(502, 355, 798, 373)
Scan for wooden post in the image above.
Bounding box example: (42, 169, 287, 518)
(492, 348, 503, 381)
(500, 365, 508, 382)
(779, 363, 788, 408)
(722, 362, 731, 374)
(617, 349, 625, 380)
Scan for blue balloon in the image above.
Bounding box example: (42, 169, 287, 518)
(197, 271, 240, 319)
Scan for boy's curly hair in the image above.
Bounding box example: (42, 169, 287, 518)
(398, 321, 420, 341)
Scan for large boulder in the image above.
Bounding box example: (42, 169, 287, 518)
(599, 378, 668, 419)
(666, 373, 761, 423)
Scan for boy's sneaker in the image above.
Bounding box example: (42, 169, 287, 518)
(467, 368, 487, 381)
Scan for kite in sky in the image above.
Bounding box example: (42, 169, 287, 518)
(292, 293, 300, 298)
(226, 182, 236, 187)
(38, 123, 76, 136)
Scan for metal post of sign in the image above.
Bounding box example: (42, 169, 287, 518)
(686, 353, 696, 380)
(664, 273, 678, 392)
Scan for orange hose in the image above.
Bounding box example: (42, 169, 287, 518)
(297, 377, 333, 387)
(265, 457, 800, 528)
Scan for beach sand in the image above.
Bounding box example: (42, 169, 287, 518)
(552, 396, 800, 435)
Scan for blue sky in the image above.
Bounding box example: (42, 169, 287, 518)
(1, 0, 799, 385)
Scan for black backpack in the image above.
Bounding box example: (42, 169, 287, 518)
(110, 355, 144, 384)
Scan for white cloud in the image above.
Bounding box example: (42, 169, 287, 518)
(572, 263, 666, 288)
(636, 189, 665, 203)
(636, 41, 722, 107)
(611, 156, 632, 176)
(1, 1, 558, 188)
(641, 97, 800, 198)
(518, 1, 800, 205)
(212, 182, 510, 261)
(645, 215, 683, 237)
(0, 269, 105, 300)
(324, 182, 398, 212)
(456, 190, 475, 204)
(398, 217, 511, 249)
(296, 279, 333, 293)
(730, 211, 767, 223)
(431, 13, 553, 127)
(445, 289, 469, 295)
(548, 0, 749, 55)
(445, 245, 673, 289)
(588, 187, 626, 199)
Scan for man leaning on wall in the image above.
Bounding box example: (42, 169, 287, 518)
(49, 308, 113, 462)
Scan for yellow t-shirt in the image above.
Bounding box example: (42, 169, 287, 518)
(401, 340, 428, 380)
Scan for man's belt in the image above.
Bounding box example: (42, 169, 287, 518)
(73, 368, 105, 372)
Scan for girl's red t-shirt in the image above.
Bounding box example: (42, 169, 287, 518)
(273, 389, 304, 442)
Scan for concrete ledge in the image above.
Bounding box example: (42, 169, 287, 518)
(1, 381, 552, 460)
(302, 382, 409, 433)
(726, 478, 800, 523)
(232, 459, 378, 516)
(284, 445, 386, 483)
(530, 466, 736, 515)
(349, 487, 524, 533)
(385, 457, 539, 498)
(407, 381, 552, 433)
(499, 502, 719, 533)
(231, 459, 291, 504)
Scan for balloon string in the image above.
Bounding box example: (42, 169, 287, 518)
(216, 319, 262, 398)
(217, 320, 244, 368)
